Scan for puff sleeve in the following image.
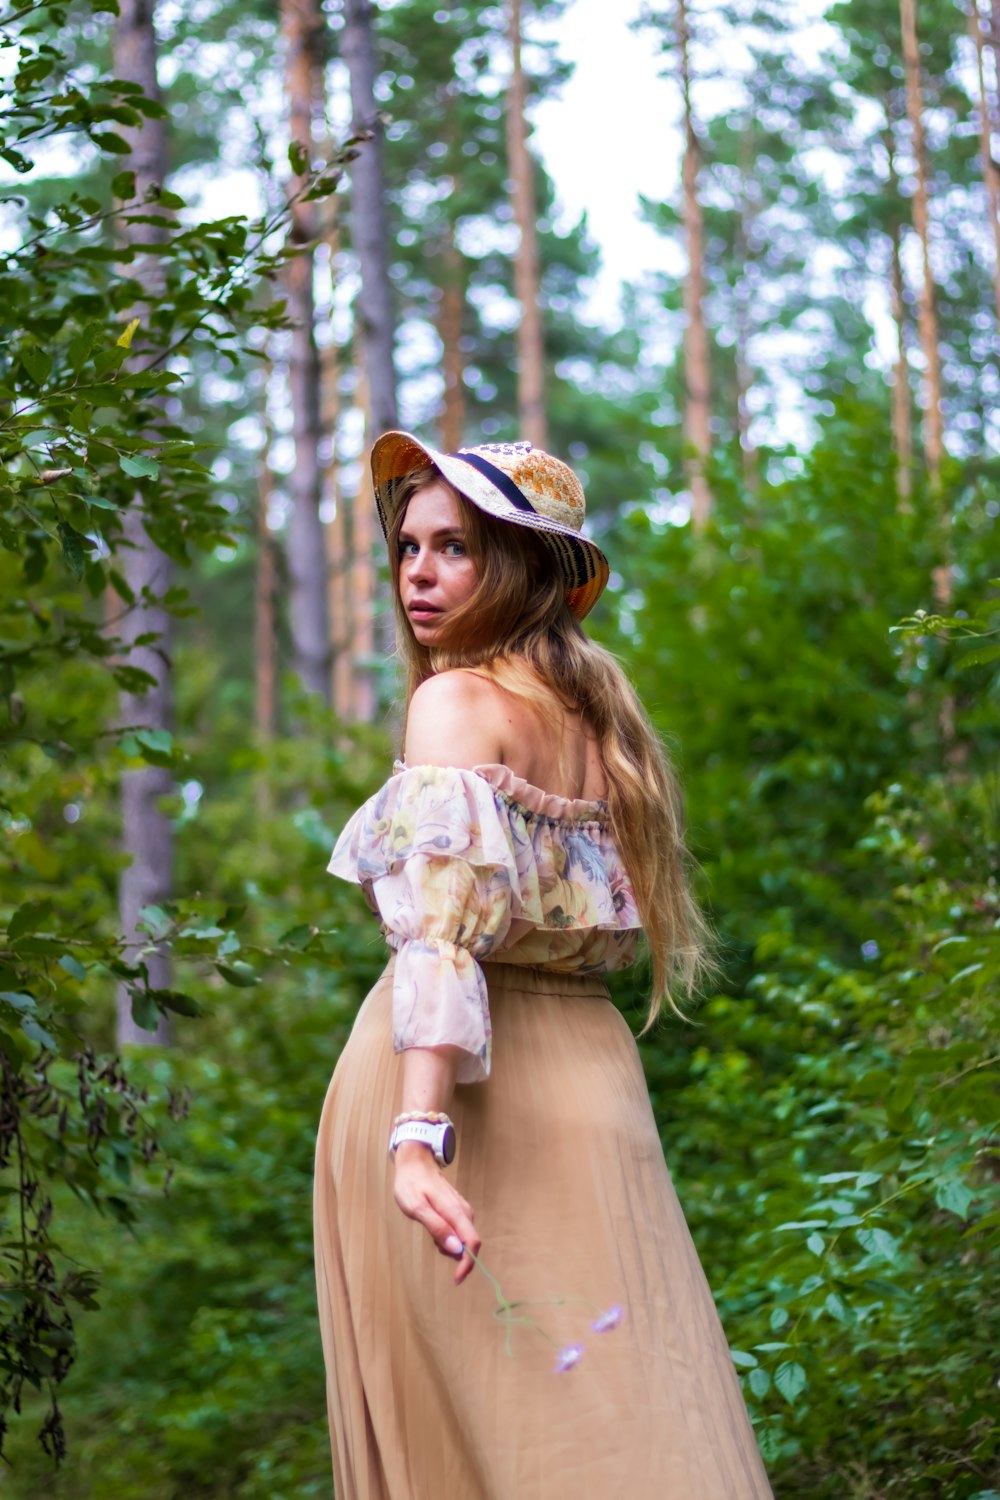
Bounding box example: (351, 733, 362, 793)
(327, 765, 524, 1083)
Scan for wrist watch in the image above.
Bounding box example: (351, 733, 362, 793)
(388, 1117, 457, 1168)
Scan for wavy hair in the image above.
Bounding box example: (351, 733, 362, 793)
(387, 465, 716, 1025)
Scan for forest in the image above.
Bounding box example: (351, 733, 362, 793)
(1, 0, 998, 1494)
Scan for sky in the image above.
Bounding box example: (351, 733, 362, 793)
(530, 0, 683, 326)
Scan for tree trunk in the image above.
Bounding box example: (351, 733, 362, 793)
(437, 219, 467, 451)
(734, 128, 757, 492)
(885, 125, 914, 509)
(342, 0, 397, 713)
(342, 0, 399, 439)
(351, 366, 377, 725)
(506, 0, 547, 449)
(678, 0, 712, 529)
(318, 206, 355, 721)
(283, 0, 330, 700)
(113, 0, 172, 1048)
(971, 0, 1000, 331)
(899, 0, 945, 490)
(255, 427, 278, 744)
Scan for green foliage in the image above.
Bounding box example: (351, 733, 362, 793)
(596, 419, 999, 1496)
(0, 0, 349, 1461)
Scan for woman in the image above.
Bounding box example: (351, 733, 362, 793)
(314, 432, 773, 1499)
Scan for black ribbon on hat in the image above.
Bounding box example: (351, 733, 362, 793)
(449, 451, 537, 514)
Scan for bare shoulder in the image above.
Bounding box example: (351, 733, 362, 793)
(404, 670, 506, 769)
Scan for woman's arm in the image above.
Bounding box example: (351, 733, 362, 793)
(392, 1044, 481, 1285)
(391, 670, 506, 1286)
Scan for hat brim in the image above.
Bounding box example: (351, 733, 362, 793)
(370, 430, 609, 620)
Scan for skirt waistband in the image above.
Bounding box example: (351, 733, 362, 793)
(480, 961, 611, 999)
(381, 953, 610, 1000)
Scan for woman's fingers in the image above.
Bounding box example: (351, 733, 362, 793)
(393, 1164, 481, 1280)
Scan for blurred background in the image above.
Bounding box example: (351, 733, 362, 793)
(1, 0, 998, 1495)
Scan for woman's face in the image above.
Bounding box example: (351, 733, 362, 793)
(397, 481, 479, 645)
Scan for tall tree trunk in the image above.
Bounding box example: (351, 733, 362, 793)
(283, 0, 330, 700)
(342, 0, 398, 439)
(885, 125, 914, 508)
(318, 206, 355, 721)
(342, 0, 397, 715)
(734, 128, 757, 492)
(255, 425, 278, 744)
(678, 0, 712, 530)
(899, 0, 945, 491)
(437, 217, 467, 451)
(970, 0, 1000, 330)
(113, 0, 172, 1047)
(351, 367, 377, 725)
(506, 0, 547, 449)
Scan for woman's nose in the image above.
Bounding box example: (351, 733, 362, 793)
(405, 547, 436, 584)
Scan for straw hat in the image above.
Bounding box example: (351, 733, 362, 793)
(370, 431, 610, 620)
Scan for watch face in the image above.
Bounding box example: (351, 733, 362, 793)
(441, 1123, 456, 1166)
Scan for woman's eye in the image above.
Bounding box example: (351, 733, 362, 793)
(444, 540, 466, 555)
(398, 540, 417, 557)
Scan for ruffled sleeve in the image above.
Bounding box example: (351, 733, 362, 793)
(327, 764, 523, 1083)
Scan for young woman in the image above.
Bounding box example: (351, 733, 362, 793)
(314, 432, 773, 1499)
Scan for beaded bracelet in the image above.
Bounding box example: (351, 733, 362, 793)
(392, 1110, 454, 1128)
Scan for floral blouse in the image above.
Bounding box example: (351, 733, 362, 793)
(327, 762, 642, 1084)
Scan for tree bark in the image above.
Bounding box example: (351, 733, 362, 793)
(342, 0, 397, 714)
(282, 0, 330, 700)
(437, 219, 467, 451)
(255, 427, 278, 744)
(318, 206, 355, 721)
(342, 0, 399, 439)
(113, 0, 172, 1048)
(506, 0, 547, 449)
(899, 0, 945, 490)
(351, 366, 377, 725)
(678, 0, 712, 529)
(970, 0, 1000, 331)
(734, 127, 757, 492)
(885, 125, 914, 509)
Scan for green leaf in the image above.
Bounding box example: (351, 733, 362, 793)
(21, 344, 52, 385)
(57, 521, 89, 579)
(111, 170, 136, 198)
(748, 1367, 771, 1400)
(856, 1226, 901, 1265)
(215, 962, 259, 988)
(774, 1361, 806, 1407)
(58, 955, 87, 981)
(0, 992, 37, 1014)
(137, 904, 173, 939)
(935, 1177, 975, 1222)
(90, 130, 132, 153)
(135, 726, 173, 756)
(147, 988, 201, 1018)
(22, 1018, 57, 1050)
(119, 453, 160, 480)
(278, 923, 316, 950)
(806, 1232, 825, 1256)
(8, 899, 53, 940)
(129, 991, 160, 1032)
(824, 1292, 849, 1323)
(730, 1349, 758, 1369)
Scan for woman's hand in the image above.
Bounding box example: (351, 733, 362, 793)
(392, 1142, 481, 1285)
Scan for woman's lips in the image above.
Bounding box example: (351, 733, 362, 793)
(408, 603, 442, 620)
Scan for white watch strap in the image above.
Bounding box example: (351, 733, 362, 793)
(389, 1119, 450, 1164)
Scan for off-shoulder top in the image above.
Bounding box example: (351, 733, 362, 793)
(327, 761, 642, 1084)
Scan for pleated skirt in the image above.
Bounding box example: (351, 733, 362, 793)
(313, 959, 774, 1500)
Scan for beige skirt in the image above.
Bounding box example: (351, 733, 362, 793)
(313, 960, 773, 1500)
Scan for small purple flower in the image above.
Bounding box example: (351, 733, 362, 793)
(591, 1304, 624, 1333)
(554, 1343, 584, 1373)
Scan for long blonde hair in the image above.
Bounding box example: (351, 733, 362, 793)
(388, 466, 716, 1025)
